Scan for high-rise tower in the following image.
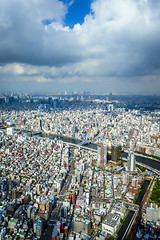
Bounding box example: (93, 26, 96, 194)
(97, 145, 107, 167)
(127, 151, 136, 172)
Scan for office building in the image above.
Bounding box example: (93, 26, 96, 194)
(102, 213, 120, 235)
(110, 144, 121, 165)
(127, 151, 136, 172)
(97, 145, 107, 167)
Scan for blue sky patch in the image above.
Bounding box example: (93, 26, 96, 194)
(63, 0, 93, 28)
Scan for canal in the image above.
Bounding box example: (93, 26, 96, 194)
(135, 180, 150, 205)
(117, 211, 135, 240)
(117, 180, 150, 240)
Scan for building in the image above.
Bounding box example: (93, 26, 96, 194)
(12, 188, 17, 200)
(102, 213, 120, 235)
(110, 144, 121, 165)
(76, 196, 86, 207)
(144, 204, 160, 222)
(107, 104, 114, 112)
(34, 218, 43, 239)
(7, 127, 14, 136)
(8, 218, 18, 230)
(39, 119, 42, 130)
(70, 191, 76, 204)
(97, 145, 107, 167)
(46, 201, 52, 213)
(52, 221, 61, 240)
(26, 182, 31, 192)
(127, 151, 136, 172)
(72, 217, 91, 235)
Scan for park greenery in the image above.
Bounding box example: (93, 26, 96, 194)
(149, 179, 160, 207)
(136, 165, 146, 172)
(135, 151, 160, 161)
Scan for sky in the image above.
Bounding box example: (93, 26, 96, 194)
(0, 0, 160, 94)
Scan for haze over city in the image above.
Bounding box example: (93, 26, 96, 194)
(0, 0, 160, 94)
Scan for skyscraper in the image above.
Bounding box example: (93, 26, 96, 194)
(97, 145, 107, 167)
(127, 151, 136, 172)
(111, 144, 121, 165)
(12, 188, 17, 200)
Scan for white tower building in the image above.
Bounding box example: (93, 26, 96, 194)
(127, 151, 136, 172)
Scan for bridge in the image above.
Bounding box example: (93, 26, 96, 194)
(123, 201, 139, 211)
(62, 141, 97, 152)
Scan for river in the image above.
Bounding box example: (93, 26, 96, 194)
(22, 130, 160, 171)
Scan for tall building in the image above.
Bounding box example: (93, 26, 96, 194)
(108, 104, 114, 112)
(46, 201, 52, 213)
(12, 188, 17, 200)
(8, 181, 13, 191)
(7, 127, 14, 136)
(111, 144, 121, 165)
(26, 182, 31, 192)
(34, 219, 43, 239)
(37, 184, 41, 195)
(70, 191, 76, 204)
(97, 145, 107, 167)
(127, 151, 136, 172)
(39, 119, 42, 130)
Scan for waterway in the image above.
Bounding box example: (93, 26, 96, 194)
(117, 180, 150, 240)
(21, 129, 160, 172)
(37, 132, 97, 150)
(39, 133, 160, 171)
(117, 211, 135, 240)
(135, 180, 150, 205)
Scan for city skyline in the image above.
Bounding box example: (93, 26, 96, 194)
(0, 0, 160, 94)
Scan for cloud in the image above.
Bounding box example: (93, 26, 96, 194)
(35, 76, 52, 83)
(0, 0, 160, 93)
(0, 63, 24, 75)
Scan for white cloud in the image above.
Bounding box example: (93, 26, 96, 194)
(35, 76, 52, 83)
(0, 0, 160, 93)
(0, 63, 24, 75)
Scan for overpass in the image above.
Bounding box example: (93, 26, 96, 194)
(62, 141, 97, 152)
(123, 201, 139, 211)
